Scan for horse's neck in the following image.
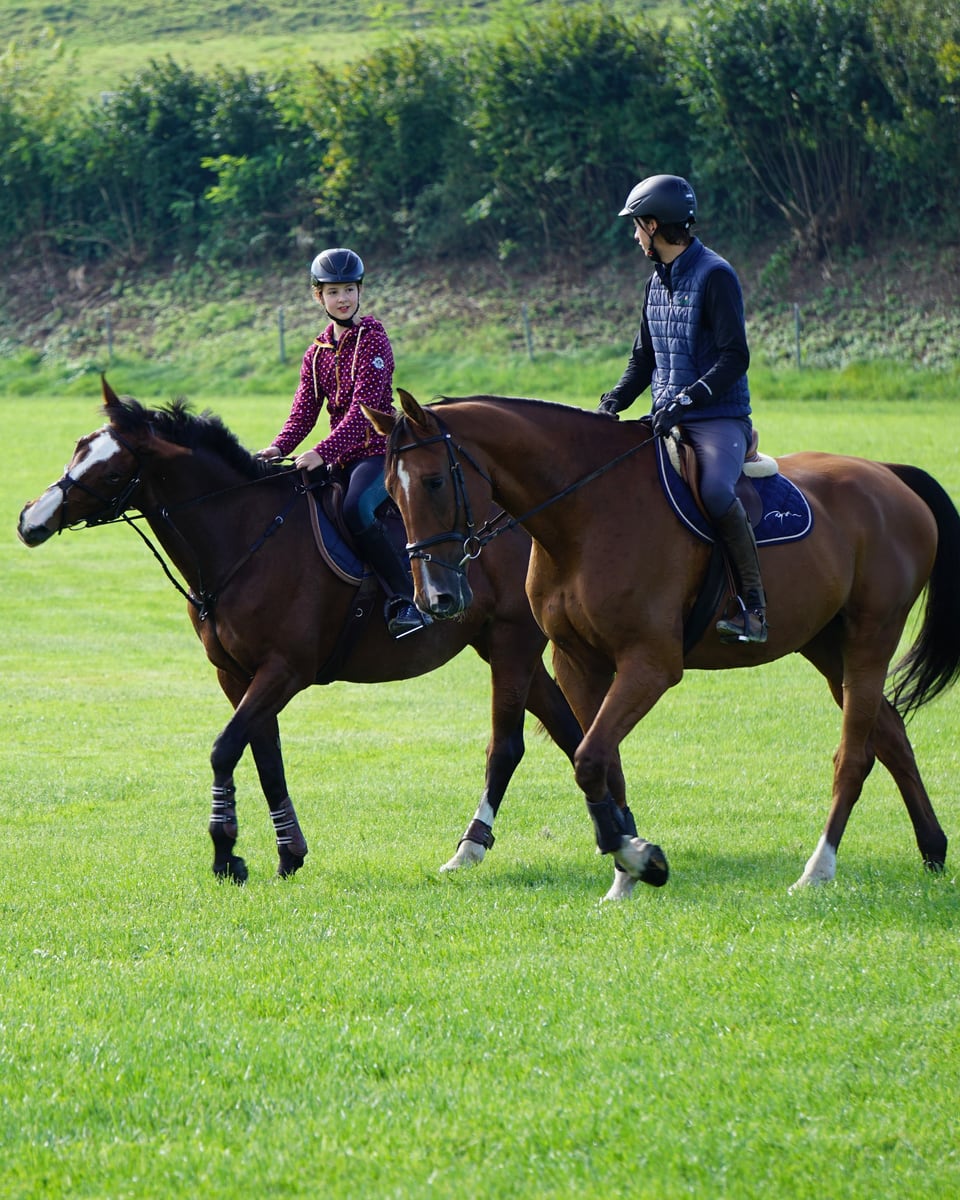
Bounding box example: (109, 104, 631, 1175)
(465, 404, 601, 542)
(139, 458, 265, 582)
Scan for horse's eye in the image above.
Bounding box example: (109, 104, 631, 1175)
(104, 472, 123, 486)
(424, 475, 445, 493)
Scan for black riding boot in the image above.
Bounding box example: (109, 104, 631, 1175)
(354, 522, 429, 638)
(714, 499, 768, 644)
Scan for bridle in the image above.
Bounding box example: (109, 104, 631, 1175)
(392, 413, 654, 577)
(53, 426, 303, 619)
(54, 429, 144, 533)
(392, 420, 493, 578)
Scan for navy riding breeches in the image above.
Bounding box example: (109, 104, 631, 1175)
(342, 454, 389, 535)
(682, 416, 752, 521)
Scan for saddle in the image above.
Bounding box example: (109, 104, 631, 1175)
(300, 469, 413, 684)
(652, 423, 813, 653)
(302, 469, 409, 582)
(655, 423, 812, 548)
(666, 426, 777, 528)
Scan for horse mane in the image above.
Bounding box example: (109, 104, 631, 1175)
(105, 394, 273, 479)
(433, 393, 562, 413)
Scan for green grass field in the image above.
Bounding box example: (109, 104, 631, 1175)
(2, 388, 959, 1198)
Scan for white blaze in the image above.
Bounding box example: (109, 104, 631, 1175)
(21, 429, 119, 533)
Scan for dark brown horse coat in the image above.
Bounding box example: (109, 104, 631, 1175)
(17, 380, 585, 883)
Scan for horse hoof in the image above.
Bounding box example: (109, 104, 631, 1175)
(439, 841, 487, 872)
(214, 856, 248, 885)
(639, 843, 669, 887)
(614, 837, 669, 887)
(923, 858, 946, 874)
(602, 869, 638, 901)
(277, 855, 305, 879)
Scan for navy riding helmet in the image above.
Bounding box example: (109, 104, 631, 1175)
(310, 247, 365, 286)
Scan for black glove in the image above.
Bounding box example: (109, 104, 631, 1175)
(652, 392, 693, 437)
(597, 393, 620, 419)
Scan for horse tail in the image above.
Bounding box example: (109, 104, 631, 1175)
(884, 463, 960, 717)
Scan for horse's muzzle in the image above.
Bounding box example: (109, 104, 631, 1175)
(17, 506, 54, 546)
(418, 578, 473, 620)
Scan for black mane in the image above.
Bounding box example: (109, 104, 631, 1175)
(106, 395, 274, 480)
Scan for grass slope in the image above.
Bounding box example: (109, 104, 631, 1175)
(6, 0, 676, 95)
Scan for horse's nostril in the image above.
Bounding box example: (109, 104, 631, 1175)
(431, 593, 462, 618)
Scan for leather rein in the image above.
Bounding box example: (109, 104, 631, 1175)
(393, 414, 655, 577)
(54, 430, 304, 621)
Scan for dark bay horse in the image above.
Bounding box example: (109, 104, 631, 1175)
(17, 379, 585, 884)
(369, 389, 960, 899)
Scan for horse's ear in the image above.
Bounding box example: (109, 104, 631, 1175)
(361, 403, 396, 437)
(397, 387, 432, 428)
(101, 374, 120, 409)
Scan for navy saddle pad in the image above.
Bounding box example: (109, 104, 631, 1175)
(655, 437, 813, 546)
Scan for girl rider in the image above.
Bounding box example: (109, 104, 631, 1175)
(258, 247, 426, 637)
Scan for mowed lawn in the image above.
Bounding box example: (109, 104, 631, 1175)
(1, 389, 958, 1199)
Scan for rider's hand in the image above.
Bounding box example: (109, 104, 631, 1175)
(652, 392, 693, 437)
(294, 449, 325, 472)
(597, 393, 620, 420)
(256, 445, 282, 460)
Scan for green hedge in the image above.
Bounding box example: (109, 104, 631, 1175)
(1, 0, 957, 271)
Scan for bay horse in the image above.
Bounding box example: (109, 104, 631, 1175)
(17, 379, 586, 884)
(368, 389, 960, 899)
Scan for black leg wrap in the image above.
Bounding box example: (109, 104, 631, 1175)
(270, 797, 308, 860)
(587, 795, 631, 854)
(209, 784, 238, 841)
(460, 819, 495, 850)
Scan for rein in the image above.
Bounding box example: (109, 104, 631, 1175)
(58, 436, 304, 618)
(395, 415, 655, 573)
(120, 482, 302, 620)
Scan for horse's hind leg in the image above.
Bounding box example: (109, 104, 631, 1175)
(248, 719, 309, 878)
(870, 698, 947, 870)
(792, 631, 934, 889)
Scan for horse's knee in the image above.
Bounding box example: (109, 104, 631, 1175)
(573, 742, 608, 797)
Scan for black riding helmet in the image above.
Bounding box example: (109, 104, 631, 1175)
(619, 175, 697, 228)
(310, 247, 365, 286)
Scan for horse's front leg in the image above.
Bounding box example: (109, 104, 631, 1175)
(554, 646, 672, 893)
(210, 665, 307, 883)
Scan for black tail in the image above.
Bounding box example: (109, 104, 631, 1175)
(884, 463, 960, 716)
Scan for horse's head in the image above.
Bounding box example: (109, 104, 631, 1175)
(365, 388, 490, 620)
(17, 377, 189, 546)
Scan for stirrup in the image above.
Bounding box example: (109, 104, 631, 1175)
(716, 597, 768, 644)
(385, 597, 430, 639)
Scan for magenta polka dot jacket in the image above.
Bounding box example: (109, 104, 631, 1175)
(270, 315, 395, 467)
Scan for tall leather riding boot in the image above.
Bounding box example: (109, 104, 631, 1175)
(714, 499, 768, 644)
(354, 523, 428, 638)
